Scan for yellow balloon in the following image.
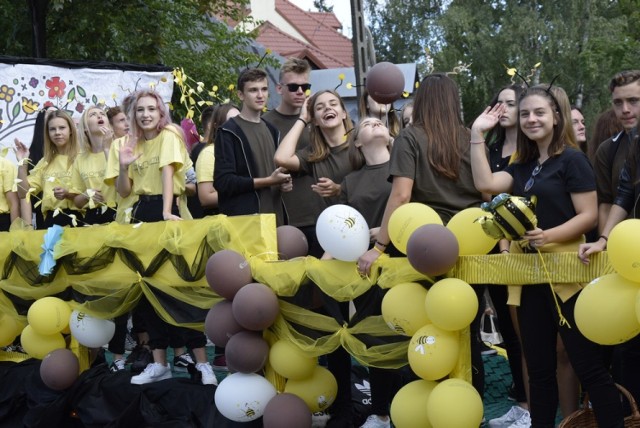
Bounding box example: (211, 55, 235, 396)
(446, 207, 498, 255)
(424, 278, 478, 332)
(284, 366, 337, 412)
(608, 219, 640, 282)
(20, 325, 66, 359)
(575, 273, 640, 345)
(27, 297, 71, 335)
(427, 378, 483, 428)
(268, 340, 317, 380)
(382, 282, 431, 336)
(408, 324, 459, 380)
(389, 203, 442, 254)
(390, 379, 438, 428)
(0, 314, 21, 347)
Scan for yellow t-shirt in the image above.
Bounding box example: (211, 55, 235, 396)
(70, 151, 117, 209)
(127, 128, 191, 196)
(195, 144, 214, 184)
(28, 155, 78, 216)
(0, 157, 17, 214)
(105, 137, 138, 223)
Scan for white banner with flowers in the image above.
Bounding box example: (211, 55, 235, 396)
(0, 61, 173, 164)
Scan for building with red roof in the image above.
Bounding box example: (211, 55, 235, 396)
(244, 0, 353, 69)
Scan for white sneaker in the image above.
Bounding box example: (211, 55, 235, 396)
(130, 362, 172, 385)
(196, 362, 217, 385)
(509, 410, 531, 427)
(488, 406, 527, 428)
(360, 414, 391, 428)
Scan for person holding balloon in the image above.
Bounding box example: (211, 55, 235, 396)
(338, 117, 403, 428)
(357, 87, 401, 137)
(274, 89, 356, 427)
(469, 85, 624, 428)
(357, 73, 488, 402)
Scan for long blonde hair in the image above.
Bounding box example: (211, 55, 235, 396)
(43, 110, 79, 167)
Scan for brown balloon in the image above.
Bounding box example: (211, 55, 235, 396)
(263, 393, 312, 428)
(276, 225, 309, 260)
(204, 300, 244, 347)
(365, 62, 406, 105)
(225, 331, 269, 373)
(406, 224, 459, 277)
(205, 250, 253, 300)
(231, 283, 280, 331)
(40, 348, 79, 391)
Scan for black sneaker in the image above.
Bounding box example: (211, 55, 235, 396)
(127, 345, 153, 374)
(173, 353, 196, 373)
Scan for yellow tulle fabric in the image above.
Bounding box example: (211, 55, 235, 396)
(0, 214, 613, 379)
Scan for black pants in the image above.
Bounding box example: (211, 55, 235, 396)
(518, 285, 623, 428)
(132, 196, 206, 352)
(41, 208, 82, 229)
(0, 213, 10, 232)
(487, 283, 527, 402)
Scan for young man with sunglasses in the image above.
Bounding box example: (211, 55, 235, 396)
(263, 58, 325, 256)
(214, 68, 292, 225)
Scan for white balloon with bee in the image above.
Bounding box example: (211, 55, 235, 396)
(68, 310, 115, 348)
(315, 204, 370, 262)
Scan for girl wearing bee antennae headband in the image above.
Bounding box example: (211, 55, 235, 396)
(470, 84, 624, 428)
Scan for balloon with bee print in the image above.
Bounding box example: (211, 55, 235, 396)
(315, 204, 370, 262)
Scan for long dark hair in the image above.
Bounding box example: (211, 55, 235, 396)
(515, 86, 568, 163)
(485, 84, 525, 147)
(412, 73, 467, 180)
(28, 106, 56, 171)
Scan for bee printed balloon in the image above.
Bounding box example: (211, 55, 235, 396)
(315, 204, 370, 261)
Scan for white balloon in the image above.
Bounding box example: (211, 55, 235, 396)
(315, 204, 370, 261)
(69, 310, 115, 348)
(214, 372, 277, 422)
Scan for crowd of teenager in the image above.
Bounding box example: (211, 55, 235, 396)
(2, 59, 639, 428)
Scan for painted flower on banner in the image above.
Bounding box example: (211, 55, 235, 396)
(0, 85, 15, 103)
(22, 97, 39, 114)
(29, 78, 38, 88)
(46, 77, 66, 99)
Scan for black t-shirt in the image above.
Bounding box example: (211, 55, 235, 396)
(504, 148, 595, 230)
(339, 162, 391, 228)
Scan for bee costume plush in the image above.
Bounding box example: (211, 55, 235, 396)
(476, 193, 537, 241)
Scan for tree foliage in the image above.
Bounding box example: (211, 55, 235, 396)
(0, 0, 261, 119)
(365, 0, 640, 125)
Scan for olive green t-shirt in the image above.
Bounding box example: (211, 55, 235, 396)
(390, 126, 483, 224)
(235, 116, 283, 225)
(263, 109, 322, 227)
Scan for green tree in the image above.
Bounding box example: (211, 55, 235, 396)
(313, 0, 334, 13)
(365, 0, 640, 125)
(365, 0, 443, 75)
(0, 0, 262, 119)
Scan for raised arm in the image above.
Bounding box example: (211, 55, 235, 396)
(14, 138, 30, 199)
(469, 105, 514, 194)
(273, 98, 309, 171)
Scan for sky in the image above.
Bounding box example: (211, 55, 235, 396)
(289, 0, 354, 38)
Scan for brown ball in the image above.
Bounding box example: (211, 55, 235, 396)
(40, 348, 79, 391)
(406, 224, 459, 276)
(263, 393, 312, 428)
(365, 62, 405, 105)
(205, 250, 252, 300)
(204, 300, 244, 347)
(277, 225, 309, 260)
(231, 283, 280, 331)
(225, 331, 269, 373)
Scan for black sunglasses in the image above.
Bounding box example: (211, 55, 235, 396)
(524, 164, 542, 192)
(282, 83, 311, 92)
